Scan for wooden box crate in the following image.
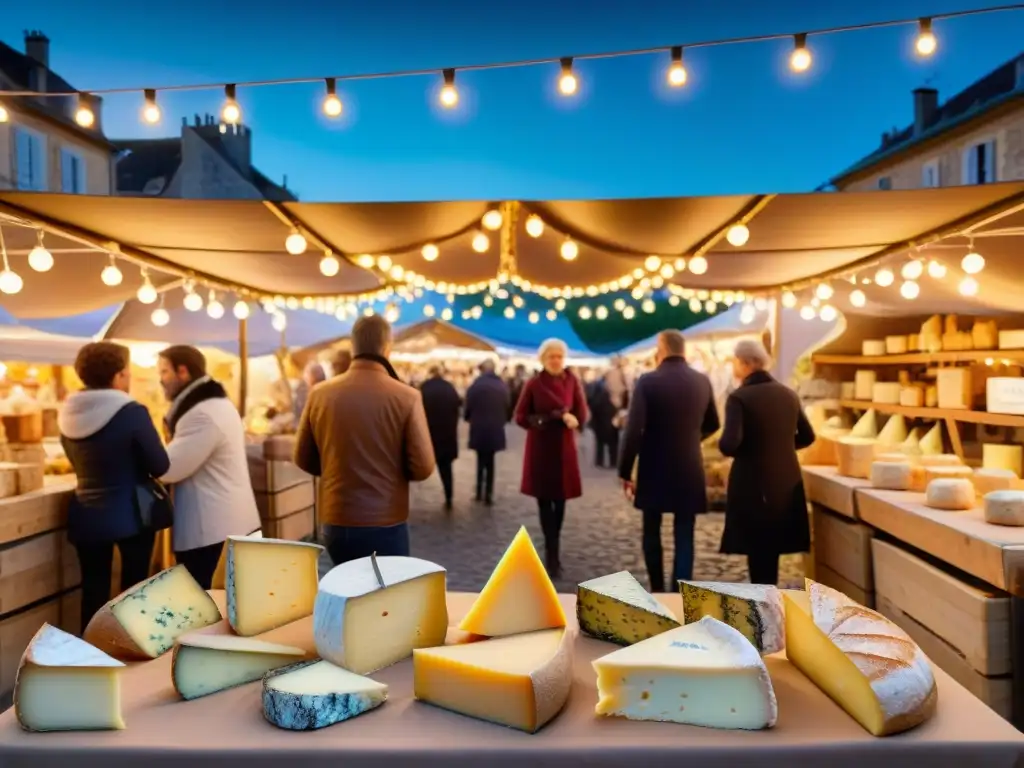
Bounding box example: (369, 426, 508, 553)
(811, 504, 874, 606)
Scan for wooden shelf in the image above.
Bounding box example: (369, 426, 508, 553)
(813, 350, 1024, 366)
(838, 400, 1024, 429)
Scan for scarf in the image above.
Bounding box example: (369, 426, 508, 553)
(354, 353, 400, 381)
(165, 376, 229, 437)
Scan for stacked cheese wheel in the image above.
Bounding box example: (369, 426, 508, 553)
(835, 410, 946, 480)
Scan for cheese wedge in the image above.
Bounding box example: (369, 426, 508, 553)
(679, 581, 784, 654)
(919, 423, 944, 455)
(413, 628, 573, 733)
(849, 409, 878, 438)
(262, 660, 387, 731)
(983, 444, 1023, 477)
(875, 414, 907, 447)
(314, 555, 448, 674)
(784, 580, 936, 736)
(458, 526, 566, 636)
(577, 571, 679, 645)
(899, 428, 921, 455)
(226, 536, 323, 636)
(593, 616, 778, 730)
(14, 624, 126, 732)
(84, 564, 221, 660)
(211, 529, 262, 590)
(172, 634, 306, 700)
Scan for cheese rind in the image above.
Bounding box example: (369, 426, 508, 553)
(836, 437, 876, 479)
(314, 555, 447, 674)
(925, 478, 975, 511)
(14, 624, 126, 732)
(413, 628, 574, 733)
(592, 616, 778, 730)
(854, 371, 877, 400)
(862, 340, 886, 356)
(262, 660, 387, 731)
(679, 581, 784, 654)
(983, 444, 1023, 477)
(212, 529, 262, 590)
(870, 461, 913, 491)
(972, 468, 1017, 497)
(577, 571, 679, 645)
(872, 383, 902, 405)
(84, 564, 222, 660)
(784, 580, 936, 736)
(172, 634, 306, 700)
(983, 490, 1024, 527)
(458, 526, 566, 636)
(226, 536, 322, 636)
(922, 465, 973, 486)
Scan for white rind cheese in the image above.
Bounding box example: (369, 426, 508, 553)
(872, 383, 902, 406)
(862, 340, 886, 356)
(922, 465, 973, 487)
(172, 634, 307, 700)
(15, 624, 126, 732)
(885, 336, 908, 355)
(593, 616, 778, 730)
(836, 437, 876, 479)
(262, 660, 388, 731)
(679, 581, 784, 654)
(925, 478, 975, 511)
(854, 371, 877, 400)
(983, 490, 1024, 527)
(972, 468, 1017, 497)
(84, 564, 221, 660)
(870, 461, 913, 491)
(314, 556, 448, 675)
(576, 571, 680, 646)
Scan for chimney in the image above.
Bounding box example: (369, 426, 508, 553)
(24, 30, 49, 68)
(913, 87, 938, 135)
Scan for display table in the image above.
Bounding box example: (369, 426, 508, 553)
(802, 465, 869, 520)
(0, 592, 1022, 767)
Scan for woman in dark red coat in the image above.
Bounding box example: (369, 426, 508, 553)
(514, 338, 588, 577)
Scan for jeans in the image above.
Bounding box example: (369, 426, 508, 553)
(475, 451, 496, 500)
(641, 510, 696, 593)
(175, 540, 225, 590)
(437, 461, 454, 504)
(747, 551, 780, 585)
(595, 431, 619, 468)
(76, 528, 156, 634)
(324, 523, 410, 566)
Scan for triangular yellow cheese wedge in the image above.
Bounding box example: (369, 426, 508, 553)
(849, 409, 877, 438)
(876, 415, 906, 446)
(900, 427, 920, 455)
(458, 526, 566, 636)
(919, 423, 943, 455)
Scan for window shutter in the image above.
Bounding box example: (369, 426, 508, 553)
(983, 140, 997, 183)
(14, 130, 31, 189)
(30, 135, 47, 191)
(61, 150, 73, 192)
(962, 147, 975, 185)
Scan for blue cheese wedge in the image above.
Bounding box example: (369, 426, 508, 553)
(679, 581, 784, 654)
(262, 660, 387, 730)
(577, 571, 680, 646)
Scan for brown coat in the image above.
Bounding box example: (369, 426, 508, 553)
(293, 360, 436, 527)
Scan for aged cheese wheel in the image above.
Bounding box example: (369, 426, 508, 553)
(925, 478, 975, 511)
(923, 465, 973, 488)
(972, 468, 1017, 497)
(870, 461, 913, 491)
(983, 490, 1024, 527)
(918, 453, 961, 468)
(836, 437, 876, 480)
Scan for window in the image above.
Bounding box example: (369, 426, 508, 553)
(877, 176, 892, 190)
(962, 140, 997, 185)
(14, 128, 46, 191)
(60, 149, 87, 193)
(921, 159, 940, 188)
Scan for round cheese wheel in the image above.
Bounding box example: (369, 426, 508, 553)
(919, 454, 961, 468)
(983, 490, 1024, 527)
(875, 452, 911, 464)
(973, 468, 1017, 497)
(870, 461, 913, 491)
(925, 478, 975, 511)
(836, 437, 876, 480)
(923, 465, 973, 487)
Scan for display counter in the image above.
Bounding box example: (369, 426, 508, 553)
(0, 591, 1022, 767)
(246, 435, 315, 541)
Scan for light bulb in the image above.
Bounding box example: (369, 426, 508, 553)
(555, 298, 567, 311)
(789, 34, 812, 72)
(0, 104, 8, 123)
(578, 306, 592, 320)
(558, 58, 577, 96)
(0, 269, 23, 294)
(927, 260, 947, 279)
(285, 230, 307, 255)
(781, 290, 797, 308)
(142, 89, 160, 124)
(875, 268, 895, 287)
(688, 255, 708, 275)
(524, 311, 537, 324)
(669, 295, 681, 306)
(503, 306, 515, 319)
(688, 297, 702, 313)
(355, 254, 375, 269)
(915, 18, 937, 56)
(376, 255, 393, 271)
(525, 215, 544, 238)
(423, 304, 436, 317)
(207, 297, 224, 319)
(961, 251, 985, 274)
(639, 299, 654, 314)
(613, 298, 626, 311)
(233, 300, 250, 319)
(421, 243, 439, 262)
(385, 304, 400, 323)
(322, 78, 342, 117)
(482, 210, 503, 230)
(849, 289, 867, 308)
(659, 264, 675, 279)
(74, 95, 95, 128)
(137, 280, 158, 304)
(900, 280, 920, 300)
(725, 223, 750, 247)
(753, 296, 767, 311)
(819, 304, 838, 322)
(150, 307, 170, 327)
(799, 305, 816, 320)
(440, 69, 459, 108)
(101, 262, 123, 286)
(623, 306, 636, 320)
(271, 312, 287, 332)
(319, 254, 340, 277)
(596, 305, 609, 320)
(472, 232, 490, 253)
(560, 239, 579, 261)
(27, 244, 53, 272)
(644, 255, 661, 272)
(705, 300, 717, 313)
(901, 260, 924, 280)
(222, 85, 241, 124)
(815, 283, 833, 301)
(183, 291, 203, 311)
(667, 46, 687, 87)
(958, 276, 979, 296)
(740, 303, 756, 324)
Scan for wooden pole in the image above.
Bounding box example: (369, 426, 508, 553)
(238, 317, 248, 417)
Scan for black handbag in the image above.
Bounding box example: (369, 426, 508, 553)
(135, 478, 174, 531)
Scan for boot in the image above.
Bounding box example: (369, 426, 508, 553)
(545, 538, 562, 578)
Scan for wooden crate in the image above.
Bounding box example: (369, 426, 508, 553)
(814, 562, 873, 607)
(248, 457, 310, 494)
(811, 504, 874, 599)
(0, 531, 81, 615)
(254, 481, 315, 521)
(0, 487, 70, 546)
(261, 506, 314, 541)
(871, 538, 1011, 677)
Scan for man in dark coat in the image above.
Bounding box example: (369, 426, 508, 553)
(718, 339, 816, 585)
(587, 374, 623, 469)
(420, 367, 462, 509)
(463, 359, 510, 506)
(618, 330, 720, 592)
(507, 364, 527, 421)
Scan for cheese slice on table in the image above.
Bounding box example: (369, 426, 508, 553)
(899, 427, 921, 455)
(679, 581, 784, 654)
(211, 529, 262, 590)
(263, 660, 387, 731)
(84, 564, 222, 660)
(983, 490, 1024, 526)
(593, 616, 777, 729)
(458, 526, 566, 636)
(413, 628, 573, 733)
(226, 536, 323, 636)
(925, 478, 975, 511)
(875, 414, 907, 447)
(870, 461, 913, 491)
(15, 624, 126, 732)
(836, 437, 876, 479)
(577, 571, 679, 645)
(849, 409, 878, 438)
(314, 555, 448, 674)
(172, 634, 307, 700)
(972, 467, 1017, 497)
(918, 423, 944, 455)
(783, 580, 936, 736)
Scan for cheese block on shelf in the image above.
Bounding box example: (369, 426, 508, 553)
(14, 624, 126, 732)
(997, 329, 1024, 350)
(84, 564, 221, 660)
(983, 490, 1024, 526)
(314, 555, 448, 675)
(875, 451, 911, 464)
(884, 336, 908, 355)
(872, 383, 902, 405)
(972, 319, 998, 350)
(262, 660, 388, 731)
(849, 409, 878, 438)
(226, 536, 323, 636)
(592, 616, 777, 730)
(836, 437, 876, 479)
(899, 428, 921, 455)
(172, 634, 306, 700)
(783, 580, 936, 736)
(870, 461, 914, 491)
(923, 465, 973, 486)
(413, 628, 573, 733)
(854, 371, 877, 400)
(925, 385, 938, 407)
(983, 444, 1023, 477)
(925, 478, 975, 511)
(875, 414, 907, 447)
(679, 581, 784, 654)
(862, 340, 886, 356)
(972, 468, 1017, 497)
(920, 315, 942, 353)
(918, 423, 944, 455)
(908, 333, 921, 351)
(840, 382, 856, 400)
(577, 571, 680, 646)
(899, 387, 924, 407)
(936, 368, 972, 410)
(918, 452, 960, 467)
(458, 526, 566, 637)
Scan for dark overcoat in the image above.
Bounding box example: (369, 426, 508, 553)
(420, 376, 462, 464)
(515, 370, 588, 501)
(464, 372, 510, 454)
(586, 378, 621, 443)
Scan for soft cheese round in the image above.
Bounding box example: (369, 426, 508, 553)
(983, 490, 1024, 527)
(870, 461, 913, 491)
(925, 478, 975, 511)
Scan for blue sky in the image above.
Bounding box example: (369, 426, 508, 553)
(2, 0, 1021, 202)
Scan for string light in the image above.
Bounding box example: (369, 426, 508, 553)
(100, 256, 123, 286)
(667, 46, 688, 87)
(421, 243, 439, 262)
(644, 255, 661, 272)
(961, 249, 985, 274)
(815, 283, 834, 301)
(688, 297, 702, 312)
(781, 290, 797, 308)
(560, 238, 579, 261)
(319, 251, 340, 277)
(221, 84, 241, 124)
(440, 69, 459, 108)
(789, 34, 812, 72)
(799, 305, 816, 320)
(322, 78, 343, 117)
(423, 304, 436, 317)
(27, 232, 53, 272)
(659, 263, 675, 279)
(183, 286, 203, 311)
(504, 306, 515, 319)
(471, 232, 490, 253)
(74, 93, 95, 128)
(819, 304, 838, 322)
(578, 306, 592, 320)
(271, 312, 287, 332)
(900, 259, 923, 280)
(482, 209, 503, 230)
(725, 224, 750, 247)
(525, 215, 545, 238)
(875, 268, 895, 287)
(233, 300, 250, 320)
(142, 89, 160, 124)
(376, 255, 393, 271)
(688, 255, 708, 275)
(595, 305, 609, 320)
(915, 18, 938, 56)
(849, 288, 866, 307)
(927, 259, 947, 279)
(740, 303, 756, 324)
(151, 306, 170, 327)
(558, 58, 578, 96)
(285, 229, 308, 255)
(0, 228, 21, 295)
(0, 103, 7, 123)
(207, 291, 225, 319)
(137, 273, 158, 304)
(623, 306, 636, 319)
(546, 308, 558, 321)
(354, 254, 375, 269)
(528, 311, 539, 323)
(958, 276, 979, 296)
(900, 280, 920, 299)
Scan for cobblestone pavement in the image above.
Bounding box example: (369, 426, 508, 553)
(318, 427, 804, 592)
